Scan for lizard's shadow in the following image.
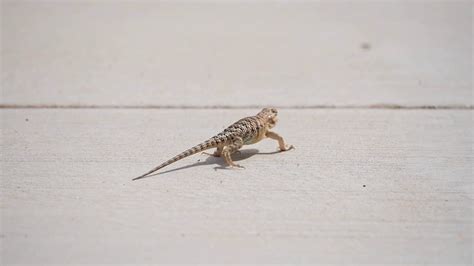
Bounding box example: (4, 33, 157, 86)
(140, 148, 280, 179)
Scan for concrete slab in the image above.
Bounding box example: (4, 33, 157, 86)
(1, 109, 471, 264)
(1, 1, 472, 107)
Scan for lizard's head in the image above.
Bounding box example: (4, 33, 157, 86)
(257, 107, 278, 129)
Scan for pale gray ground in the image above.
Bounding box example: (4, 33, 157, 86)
(1, 1, 471, 107)
(2, 109, 472, 265)
(1, 1, 473, 265)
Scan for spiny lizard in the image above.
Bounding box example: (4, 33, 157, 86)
(133, 108, 293, 180)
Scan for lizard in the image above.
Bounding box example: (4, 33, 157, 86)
(132, 107, 294, 180)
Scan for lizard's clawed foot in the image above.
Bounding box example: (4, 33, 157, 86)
(230, 164, 245, 169)
(279, 145, 295, 152)
(201, 152, 220, 157)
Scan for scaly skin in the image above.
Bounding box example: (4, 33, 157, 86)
(132, 108, 293, 180)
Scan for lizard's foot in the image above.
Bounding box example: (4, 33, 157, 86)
(225, 161, 245, 169)
(230, 164, 245, 169)
(279, 145, 295, 152)
(201, 151, 221, 157)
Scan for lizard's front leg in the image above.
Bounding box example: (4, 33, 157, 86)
(222, 137, 244, 168)
(266, 131, 294, 151)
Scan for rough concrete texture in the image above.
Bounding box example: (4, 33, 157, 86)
(1, 109, 472, 265)
(1, 1, 472, 107)
(1, 1, 473, 265)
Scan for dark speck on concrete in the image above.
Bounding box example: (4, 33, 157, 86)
(25, 118, 29, 122)
(361, 42, 371, 50)
(363, 185, 366, 187)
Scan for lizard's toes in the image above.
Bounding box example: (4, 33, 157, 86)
(202, 152, 220, 157)
(232, 164, 245, 169)
(279, 145, 295, 152)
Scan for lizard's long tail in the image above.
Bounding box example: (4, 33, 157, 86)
(132, 139, 218, 181)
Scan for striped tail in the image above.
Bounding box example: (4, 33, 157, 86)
(132, 139, 218, 180)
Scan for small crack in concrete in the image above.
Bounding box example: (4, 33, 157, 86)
(0, 104, 472, 110)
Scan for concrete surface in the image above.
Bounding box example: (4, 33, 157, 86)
(1, 1, 472, 107)
(1, 109, 472, 265)
(1, 1, 473, 265)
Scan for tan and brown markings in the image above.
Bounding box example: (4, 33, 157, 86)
(133, 108, 294, 180)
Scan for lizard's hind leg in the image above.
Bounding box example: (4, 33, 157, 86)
(202, 146, 223, 157)
(222, 137, 244, 168)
